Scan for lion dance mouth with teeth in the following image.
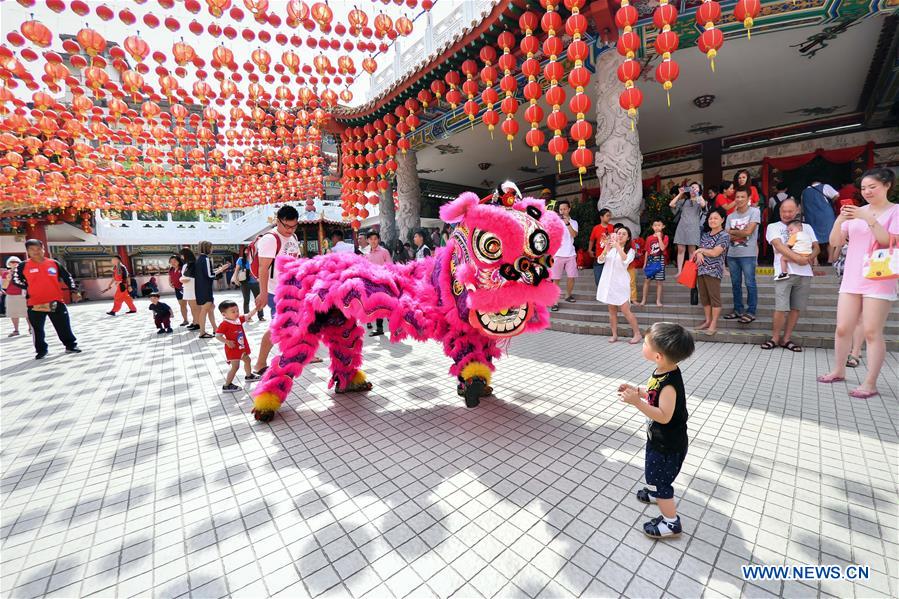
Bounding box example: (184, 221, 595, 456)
(251, 184, 564, 422)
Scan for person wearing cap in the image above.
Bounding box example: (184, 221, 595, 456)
(1, 256, 28, 337)
(11, 239, 82, 359)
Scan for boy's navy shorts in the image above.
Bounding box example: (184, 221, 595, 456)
(645, 446, 686, 499)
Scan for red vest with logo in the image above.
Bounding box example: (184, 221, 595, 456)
(22, 259, 64, 306)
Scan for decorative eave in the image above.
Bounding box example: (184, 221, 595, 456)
(334, 0, 526, 124)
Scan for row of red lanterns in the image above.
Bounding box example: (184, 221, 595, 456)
(615, 0, 761, 121)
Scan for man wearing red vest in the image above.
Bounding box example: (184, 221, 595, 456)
(11, 239, 82, 359)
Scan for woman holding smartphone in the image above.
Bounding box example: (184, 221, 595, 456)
(669, 181, 706, 275)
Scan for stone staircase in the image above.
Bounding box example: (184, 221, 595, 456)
(548, 267, 899, 350)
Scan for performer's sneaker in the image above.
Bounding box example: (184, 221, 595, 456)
(369, 330, 384, 337)
(127, 310, 137, 314)
(222, 383, 240, 392)
(157, 329, 166, 334)
(35, 351, 48, 359)
(550, 304, 560, 312)
(106, 311, 116, 316)
(245, 373, 260, 381)
(253, 366, 269, 377)
(65, 347, 82, 354)
(643, 515, 682, 539)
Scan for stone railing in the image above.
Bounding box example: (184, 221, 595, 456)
(368, 0, 498, 101)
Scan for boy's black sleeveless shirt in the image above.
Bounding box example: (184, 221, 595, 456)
(646, 367, 688, 453)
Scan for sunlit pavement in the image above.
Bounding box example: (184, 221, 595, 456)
(1, 293, 896, 598)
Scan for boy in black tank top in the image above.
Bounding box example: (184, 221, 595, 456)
(618, 322, 695, 539)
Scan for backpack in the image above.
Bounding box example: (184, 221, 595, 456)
(248, 230, 302, 278)
(247, 231, 280, 279)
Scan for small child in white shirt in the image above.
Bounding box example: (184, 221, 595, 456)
(776, 220, 813, 281)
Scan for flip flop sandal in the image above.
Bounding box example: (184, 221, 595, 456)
(198, 333, 214, 339)
(846, 355, 860, 368)
(781, 341, 803, 352)
(760, 339, 778, 350)
(849, 388, 879, 399)
(723, 312, 741, 320)
(816, 374, 845, 384)
(739, 314, 756, 324)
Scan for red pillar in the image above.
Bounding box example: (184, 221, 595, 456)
(27, 221, 50, 257)
(116, 246, 133, 271)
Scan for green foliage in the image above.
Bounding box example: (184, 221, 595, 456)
(568, 195, 599, 251)
(643, 190, 677, 238)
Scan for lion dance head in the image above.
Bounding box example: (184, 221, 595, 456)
(439, 186, 564, 339)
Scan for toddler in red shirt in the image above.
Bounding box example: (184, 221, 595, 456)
(216, 300, 260, 391)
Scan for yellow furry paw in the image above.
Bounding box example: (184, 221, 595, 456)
(461, 362, 492, 385)
(350, 370, 367, 385)
(253, 392, 282, 413)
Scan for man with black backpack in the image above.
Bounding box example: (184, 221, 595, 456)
(250, 205, 310, 375)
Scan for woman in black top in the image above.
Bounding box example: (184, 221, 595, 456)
(195, 241, 228, 338)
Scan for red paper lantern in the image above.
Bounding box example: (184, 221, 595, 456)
(21, 20, 52, 48)
(652, 0, 680, 103)
(734, 0, 761, 39)
(618, 87, 643, 117)
(698, 27, 724, 71)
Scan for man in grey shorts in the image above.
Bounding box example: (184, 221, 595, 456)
(762, 199, 820, 352)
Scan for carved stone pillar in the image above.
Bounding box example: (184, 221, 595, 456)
(594, 49, 643, 235)
(395, 150, 422, 243)
(378, 184, 398, 247)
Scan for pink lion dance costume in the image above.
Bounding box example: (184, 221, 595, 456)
(251, 188, 564, 422)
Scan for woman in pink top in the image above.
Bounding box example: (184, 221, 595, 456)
(818, 168, 899, 398)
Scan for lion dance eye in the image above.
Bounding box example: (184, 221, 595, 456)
(473, 229, 503, 262)
(529, 230, 549, 255)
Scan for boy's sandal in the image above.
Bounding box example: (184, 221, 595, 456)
(849, 388, 879, 399)
(198, 333, 215, 339)
(781, 341, 803, 352)
(846, 355, 860, 368)
(738, 314, 756, 324)
(722, 312, 741, 320)
(760, 339, 778, 350)
(816, 374, 845, 384)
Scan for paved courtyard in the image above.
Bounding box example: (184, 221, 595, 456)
(1, 293, 896, 599)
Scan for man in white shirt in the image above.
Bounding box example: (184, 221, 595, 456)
(253, 205, 304, 374)
(356, 232, 370, 255)
(762, 198, 820, 353)
(550, 199, 579, 311)
(328, 230, 355, 254)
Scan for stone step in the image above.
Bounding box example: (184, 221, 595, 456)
(547, 320, 852, 350)
(571, 272, 845, 292)
(556, 300, 846, 318)
(563, 292, 859, 309)
(550, 304, 899, 334)
(548, 307, 899, 350)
